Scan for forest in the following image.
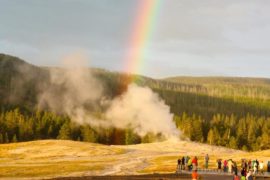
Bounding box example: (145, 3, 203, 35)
(0, 53, 270, 151)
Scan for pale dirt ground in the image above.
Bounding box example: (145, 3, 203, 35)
(0, 140, 269, 179)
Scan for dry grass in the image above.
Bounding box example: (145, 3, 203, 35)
(0, 163, 103, 178)
(0, 140, 124, 179)
(0, 140, 269, 179)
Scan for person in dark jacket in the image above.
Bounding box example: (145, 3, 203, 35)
(181, 156, 185, 170)
(233, 161, 238, 176)
(177, 158, 182, 172)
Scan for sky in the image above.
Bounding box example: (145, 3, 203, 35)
(1, 0, 270, 78)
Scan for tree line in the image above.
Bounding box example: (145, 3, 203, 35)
(174, 112, 270, 151)
(0, 108, 162, 145)
(0, 108, 269, 151)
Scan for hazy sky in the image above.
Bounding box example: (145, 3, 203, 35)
(1, 0, 270, 78)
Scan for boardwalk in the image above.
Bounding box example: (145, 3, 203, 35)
(51, 173, 270, 180)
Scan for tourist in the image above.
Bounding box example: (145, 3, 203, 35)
(192, 156, 198, 170)
(233, 161, 238, 176)
(246, 170, 253, 180)
(191, 170, 199, 180)
(228, 159, 233, 173)
(177, 158, 181, 172)
(224, 159, 228, 172)
(248, 160, 252, 171)
(182, 156, 185, 170)
(240, 167, 246, 177)
(205, 154, 209, 169)
(233, 174, 240, 180)
(253, 160, 258, 174)
(185, 156, 190, 170)
(259, 161, 264, 175)
(217, 159, 222, 173)
(188, 157, 193, 171)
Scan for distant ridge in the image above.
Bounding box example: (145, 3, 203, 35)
(165, 76, 270, 85)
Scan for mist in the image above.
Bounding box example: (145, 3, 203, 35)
(106, 84, 180, 139)
(38, 53, 104, 125)
(38, 53, 180, 140)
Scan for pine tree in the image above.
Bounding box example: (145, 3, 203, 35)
(260, 132, 270, 149)
(82, 126, 97, 143)
(0, 133, 3, 143)
(142, 132, 155, 143)
(207, 129, 214, 145)
(124, 128, 140, 145)
(229, 136, 238, 149)
(12, 134, 17, 143)
(57, 123, 71, 140)
(4, 132, 9, 143)
(125, 128, 134, 145)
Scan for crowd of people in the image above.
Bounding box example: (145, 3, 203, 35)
(176, 154, 270, 180)
(177, 156, 199, 172)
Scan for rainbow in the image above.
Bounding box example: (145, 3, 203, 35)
(124, 0, 162, 78)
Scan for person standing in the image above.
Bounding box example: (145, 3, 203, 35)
(205, 154, 209, 169)
(228, 159, 233, 173)
(224, 159, 228, 172)
(191, 170, 199, 180)
(254, 160, 259, 175)
(177, 158, 182, 172)
(182, 156, 185, 170)
(233, 161, 238, 176)
(233, 174, 240, 180)
(246, 170, 253, 180)
(241, 167, 246, 178)
(259, 161, 264, 175)
(248, 160, 252, 171)
(188, 157, 193, 171)
(218, 159, 222, 173)
(192, 156, 198, 170)
(185, 156, 190, 170)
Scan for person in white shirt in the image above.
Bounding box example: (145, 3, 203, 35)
(228, 160, 233, 173)
(259, 161, 264, 175)
(246, 170, 253, 180)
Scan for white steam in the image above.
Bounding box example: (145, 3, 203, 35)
(39, 54, 180, 140)
(106, 84, 180, 139)
(39, 53, 104, 125)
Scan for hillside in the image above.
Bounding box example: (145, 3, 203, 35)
(165, 76, 270, 100)
(0, 53, 270, 151)
(1, 53, 270, 116)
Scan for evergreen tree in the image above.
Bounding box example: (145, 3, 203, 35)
(12, 134, 17, 143)
(0, 133, 3, 143)
(4, 132, 9, 143)
(57, 123, 71, 140)
(82, 126, 97, 143)
(207, 129, 214, 145)
(142, 132, 155, 143)
(124, 128, 140, 145)
(229, 136, 238, 149)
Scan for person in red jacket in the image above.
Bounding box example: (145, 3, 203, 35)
(192, 156, 198, 170)
(224, 159, 228, 172)
(192, 170, 199, 180)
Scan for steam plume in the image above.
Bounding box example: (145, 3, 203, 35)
(38, 53, 180, 139)
(106, 84, 179, 139)
(38, 53, 104, 125)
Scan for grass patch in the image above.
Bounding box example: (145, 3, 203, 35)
(0, 163, 104, 178)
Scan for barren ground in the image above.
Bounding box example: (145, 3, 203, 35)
(0, 140, 269, 179)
